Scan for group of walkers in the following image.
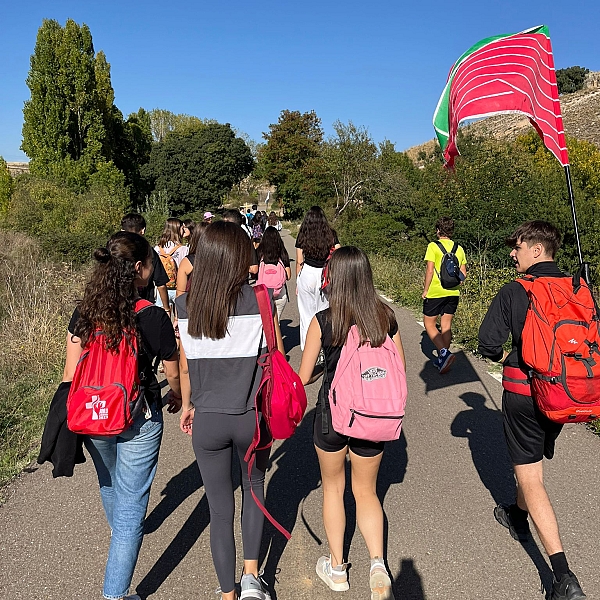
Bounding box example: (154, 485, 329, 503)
(42, 205, 591, 600)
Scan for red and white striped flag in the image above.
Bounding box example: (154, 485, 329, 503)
(433, 25, 569, 168)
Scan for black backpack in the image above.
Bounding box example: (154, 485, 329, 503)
(435, 240, 464, 289)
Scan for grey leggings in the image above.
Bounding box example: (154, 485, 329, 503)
(192, 410, 270, 594)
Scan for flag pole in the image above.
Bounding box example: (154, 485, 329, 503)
(564, 165, 590, 285)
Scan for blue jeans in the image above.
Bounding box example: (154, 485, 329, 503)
(84, 402, 164, 599)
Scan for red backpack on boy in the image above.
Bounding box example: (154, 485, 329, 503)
(67, 300, 153, 436)
(518, 273, 600, 423)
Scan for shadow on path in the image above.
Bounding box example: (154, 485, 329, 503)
(259, 408, 322, 596)
(137, 463, 210, 599)
(450, 392, 554, 595)
(392, 558, 426, 600)
(419, 332, 482, 393)
(279, 318, 300, 356)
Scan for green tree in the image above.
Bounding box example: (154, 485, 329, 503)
(323, 121, 378, 216)
(22, 19, 106, 177)
(556, 66, 589, 94)
(256, 110, 324, 218)
(0, 158, 13, 213)
(147, 123, 254, 214)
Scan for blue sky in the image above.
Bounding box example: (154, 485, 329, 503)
(1, 0, 598, 162)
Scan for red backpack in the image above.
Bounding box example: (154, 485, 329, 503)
(518, 274, 600, 423)
(244, 284, 307, 539)
(67, 300, 153, 436)
(329, 325, 407, 442)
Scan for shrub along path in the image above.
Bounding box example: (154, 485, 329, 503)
(0, 229, 598, 600)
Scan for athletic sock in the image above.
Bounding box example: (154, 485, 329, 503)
(549, 552, 570, 579)
(510, 504, 528, 520)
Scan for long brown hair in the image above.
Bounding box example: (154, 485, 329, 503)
(158, 218, 183, 247)
(187, 221, 252, 339)
(326, 246, 396, 347)
(74, 232, 153, 350)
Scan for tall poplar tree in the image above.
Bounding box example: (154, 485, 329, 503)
(22, 19, 107, 176)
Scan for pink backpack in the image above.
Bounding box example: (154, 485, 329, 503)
(329, 325, 407, 442)
(257, 260, 287, 299)
(244, 284, 307, 539)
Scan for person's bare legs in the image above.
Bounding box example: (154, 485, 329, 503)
(423, 315, 444, 352)
(349, 450, 384, 559)
(439, 313, 454, 350)
(514, 461, 563, 555)
(316, 445, 347, 567)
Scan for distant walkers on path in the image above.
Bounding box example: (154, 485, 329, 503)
(295, 206, 340, 350)
(64, 232, 182, 600)
(177, 221, 284, 600)
(422, 216, 467, 374)
(478, 221, 589, 600)
(176, 222, 209, 297)
(299, 246, 406, 600)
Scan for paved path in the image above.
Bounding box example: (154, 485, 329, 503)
(1, 229, 598, 600)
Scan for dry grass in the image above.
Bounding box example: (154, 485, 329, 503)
(0, 231, 87, 491)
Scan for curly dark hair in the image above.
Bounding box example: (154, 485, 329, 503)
(73, 232, 153, 350)
(296, 206, 335, 261)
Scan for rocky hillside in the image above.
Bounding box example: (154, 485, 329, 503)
(406, 71, 600, 161)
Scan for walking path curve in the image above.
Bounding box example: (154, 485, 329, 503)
(1, 229, 598, 599)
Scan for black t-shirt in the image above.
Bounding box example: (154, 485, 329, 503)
(68, 303, 178, 407)
(296, 233, 340, 268)
(316, 308, 398, 402)
(138, 250, 169, 302)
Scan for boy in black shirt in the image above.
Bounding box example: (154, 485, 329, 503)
(478, 221, 586, 600)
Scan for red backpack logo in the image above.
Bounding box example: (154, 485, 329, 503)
(244, 284, 307, 540)
(518, 275, 600, 423)
(329, 325, 407, 442)
(67, 300, 153, 435)
(257, 260, 287, 299)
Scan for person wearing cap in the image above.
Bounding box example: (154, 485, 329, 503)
(203, 212, 214, 224)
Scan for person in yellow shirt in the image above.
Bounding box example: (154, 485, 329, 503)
(422, 217, 467, 373)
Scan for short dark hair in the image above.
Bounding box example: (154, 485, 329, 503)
(121, 213, 146, 234)
(252, 204, 258, 211)
(506, 220, 561, 258)
(435, 216, 454, 237)
(222, 209, 242, 226)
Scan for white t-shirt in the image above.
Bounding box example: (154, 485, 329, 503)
(154, 241, 189, 267)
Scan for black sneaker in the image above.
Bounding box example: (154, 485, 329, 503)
(550, 571, 586, 600)
(493, 503, 530, 541)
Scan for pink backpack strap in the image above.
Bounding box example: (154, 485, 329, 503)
(254, 284, 275, 351)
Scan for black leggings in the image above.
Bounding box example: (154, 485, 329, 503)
(192, 410, 270, 594)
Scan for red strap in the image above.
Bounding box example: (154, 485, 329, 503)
(134, 299, 153, 313)
(502, 366, 532, 396)
(254, 285, 275, 352)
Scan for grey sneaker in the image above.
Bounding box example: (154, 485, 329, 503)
(240, 573, 271, 600)
(370, 559, 394, 600)
(316, 555, 349, 592)
(123, 596, 141, 600)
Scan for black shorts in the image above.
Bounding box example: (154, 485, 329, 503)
(423, 296, 459, 317)
(313, 401, 384, 458)
(502, 391, 563, 465)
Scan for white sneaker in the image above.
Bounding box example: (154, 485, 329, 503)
(370, 558, 393, 600)
(316, 555, 349, 592)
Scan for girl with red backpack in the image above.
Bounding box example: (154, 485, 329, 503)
(176, 221, 284, 600)
(63, 232, 182, 600)
(298, 246, 406, 600)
